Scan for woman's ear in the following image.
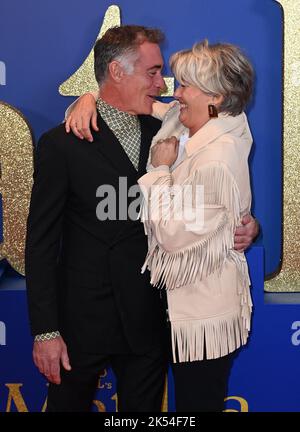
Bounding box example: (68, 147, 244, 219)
(212, 94, 224, 108)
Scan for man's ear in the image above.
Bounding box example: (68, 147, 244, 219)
(108, 61, 124, 83)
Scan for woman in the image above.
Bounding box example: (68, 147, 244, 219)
(137, 40, 254, 412)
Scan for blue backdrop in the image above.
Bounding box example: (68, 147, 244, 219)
(0, 0, 292, 412)
(0, 0, 283, 275)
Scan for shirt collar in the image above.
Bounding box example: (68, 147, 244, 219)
(185, 112, 250, 156)
(96, 97, 139, 130)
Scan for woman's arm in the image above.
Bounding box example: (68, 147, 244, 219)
(65, 91, 99, 142)
(138, 161, 243, 289)
(64, 92, 173, 141)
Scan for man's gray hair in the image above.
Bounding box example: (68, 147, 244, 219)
(94, 25, 164, 85)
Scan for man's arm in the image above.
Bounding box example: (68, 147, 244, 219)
(25, 132, 71, 383)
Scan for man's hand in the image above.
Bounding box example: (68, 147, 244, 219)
(33, 336, 71, 384)
(234, 214, 259, 252)
(151, 136, 179, 167)
(65, 93, 98, 142)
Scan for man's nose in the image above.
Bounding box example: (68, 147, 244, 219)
(155, 74, 167, 92)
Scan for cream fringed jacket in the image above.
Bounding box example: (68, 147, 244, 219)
(138, 101, 253, 363)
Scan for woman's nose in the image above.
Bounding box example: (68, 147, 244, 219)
(174, 86, 182, 99)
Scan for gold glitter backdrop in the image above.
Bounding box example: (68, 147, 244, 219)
(0, 102, 34, 275)
(59, 4, 174, 98)
(265, 0, 300, 291)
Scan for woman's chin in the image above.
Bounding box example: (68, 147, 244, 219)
(179, 112, 189, 128)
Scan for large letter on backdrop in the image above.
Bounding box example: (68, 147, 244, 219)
(265, 0, 300, 291)
(0, 102, 33, 275)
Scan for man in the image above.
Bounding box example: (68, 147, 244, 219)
(26, 25, 258, 413)
(26, 25, 169, 412)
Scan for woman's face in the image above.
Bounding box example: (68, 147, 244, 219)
(174, 84, 213, 136)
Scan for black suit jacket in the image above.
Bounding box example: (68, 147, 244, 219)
(25, 114, 166, 354)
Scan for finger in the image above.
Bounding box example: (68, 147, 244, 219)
(233, 237, 246, 248)
(43, 371, 51, 380)
(61, 350, 72, 372)
(234, 234, 251, 243)
(167, 139, 176, 147)
(75, 117, 83, 137)
(91, 112, 99, 132)
(70, 121, 84, 140)
(42, 359, 51, 377)
(233, 244, 246, 252)
(38, 360, 48, 376)
(173, 139, 179, 150)
(234, 226, 247, 236)
(241, 213, 252, 225)
(65, 118, 71, 133)
(46, 374, 60, 385)
(49, 363, 61, 385)
(233, 239, 249, 251)
(81, 124, 93, 142)
(79, 114, 92, 141)
(71, 115, 85, 139)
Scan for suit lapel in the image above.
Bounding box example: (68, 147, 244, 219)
(92, 114, 156, 179)
(92, 115, 138, 179)
(137, 116, 154, 177)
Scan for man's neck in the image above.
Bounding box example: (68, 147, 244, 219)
(99, 85, 136, 115)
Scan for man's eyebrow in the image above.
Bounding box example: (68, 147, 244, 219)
(147, 64, 163, 70)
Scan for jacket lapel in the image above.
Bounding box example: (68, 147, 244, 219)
(137, 116, 157, 177)
(185, 112, 248, 156)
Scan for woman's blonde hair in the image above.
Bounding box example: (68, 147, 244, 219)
(170, 39, 254, 115)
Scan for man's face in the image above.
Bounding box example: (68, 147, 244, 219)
(121, 41, 165, 115)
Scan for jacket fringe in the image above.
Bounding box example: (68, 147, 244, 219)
(144, 213, 233, 290)
(229, 250, 253, 332)
(171, 309, 250, 363)
(141, 163, 243, 291)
